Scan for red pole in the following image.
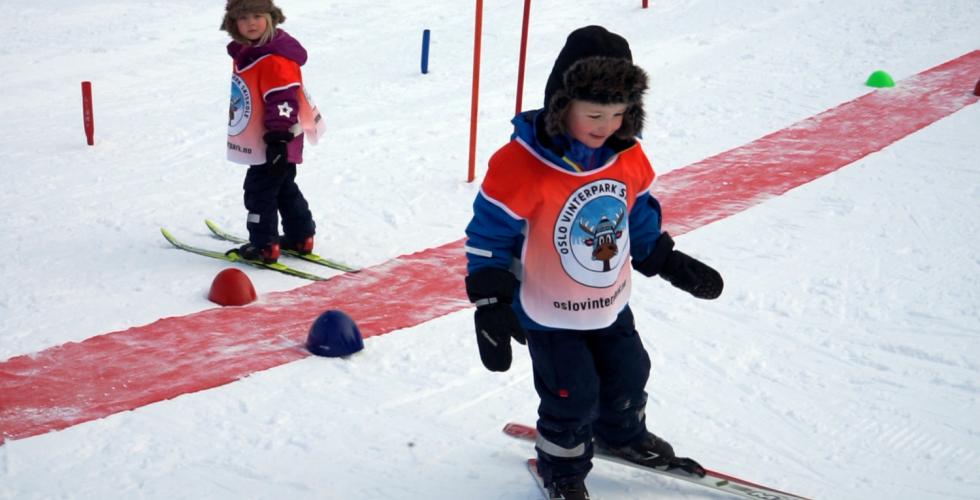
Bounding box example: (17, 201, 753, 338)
(81, 81, 94, 146)
(514, 0, 532, 116)
(467, 0, 484, 183)
(643, 0, 649, 8)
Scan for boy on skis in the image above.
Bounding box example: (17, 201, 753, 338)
(464, 25, 723, 499)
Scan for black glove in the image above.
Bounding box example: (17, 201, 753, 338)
(263, 131, 293, 173)
(633, 232, 724, 300)
(465, 268, 527, 372)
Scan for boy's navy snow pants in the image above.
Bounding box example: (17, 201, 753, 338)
(525, 307, 652, 485)
(243, 163, 315, 247)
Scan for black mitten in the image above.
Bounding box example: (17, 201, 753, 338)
(263, 131, 293, 173)
(465, 268, 527, 372)
(633, 232, 723, 300)
(660, 250, 724, 300)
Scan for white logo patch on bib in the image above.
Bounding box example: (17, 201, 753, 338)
(553, 179, 629, 288)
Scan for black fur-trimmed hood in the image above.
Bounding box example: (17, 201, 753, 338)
(542, 26, 648, 140)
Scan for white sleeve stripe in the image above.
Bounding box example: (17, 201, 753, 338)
(263, 82, 301, 101)
(464, 245, 493, 258)
(479, 187, 524, 221)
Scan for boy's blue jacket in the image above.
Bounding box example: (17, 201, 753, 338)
(465, 110, 666, 331)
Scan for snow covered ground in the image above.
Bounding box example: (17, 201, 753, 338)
(1, 0, 978, 498)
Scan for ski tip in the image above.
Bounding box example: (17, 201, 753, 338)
(160, 228, 188, 251)
(204, 219, 225, 238)
(503, 422, 536, 438)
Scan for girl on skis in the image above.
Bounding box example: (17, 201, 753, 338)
(220, 0, 324, 263)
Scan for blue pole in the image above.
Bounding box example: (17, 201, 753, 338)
(421, 29, 431, 74)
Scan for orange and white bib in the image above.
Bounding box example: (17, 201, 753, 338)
(481, 138, 655, 329)
(227, 55, 325, 165)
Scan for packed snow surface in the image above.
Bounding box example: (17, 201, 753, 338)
(1, 1, 978, 499)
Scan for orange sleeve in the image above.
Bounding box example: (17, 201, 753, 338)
(482, 142, 542, 219)
(627, 145, 656, 198)
(256, 56, 302, 99)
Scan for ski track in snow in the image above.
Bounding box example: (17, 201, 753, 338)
(1, 0, 979, 499)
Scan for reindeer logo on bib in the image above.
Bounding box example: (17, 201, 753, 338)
(228, 74, 252, 136)
(553, 179, 629, 287)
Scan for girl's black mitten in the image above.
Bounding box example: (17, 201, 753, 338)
(263, 131, 293, 173)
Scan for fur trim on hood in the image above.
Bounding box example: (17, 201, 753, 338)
(543, 26, 648, 139)
(220, 0, 286, 44)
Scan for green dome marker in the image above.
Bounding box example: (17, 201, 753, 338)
(866, 70, 895, 88)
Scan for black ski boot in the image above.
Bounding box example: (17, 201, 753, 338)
(597, 432, 706, 477)
(546, 479, 590, 500)
(232, 242, 280, 264)
(596, 431, 675, 467)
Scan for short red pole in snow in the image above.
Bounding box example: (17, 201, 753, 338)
(643, 0, 649, 8)
(467, 0, 484, 182)
(81, 81, 94, 145)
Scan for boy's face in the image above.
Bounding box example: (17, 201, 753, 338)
(236, 12, 269, 42)
(565, 100, 629, 148)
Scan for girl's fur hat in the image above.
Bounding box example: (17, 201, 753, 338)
(220, 0, 286, 42)
(543, 26, 648, 139)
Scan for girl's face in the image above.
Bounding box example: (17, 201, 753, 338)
(565, 100, 629, 148)
(236, 12, 269, 42)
